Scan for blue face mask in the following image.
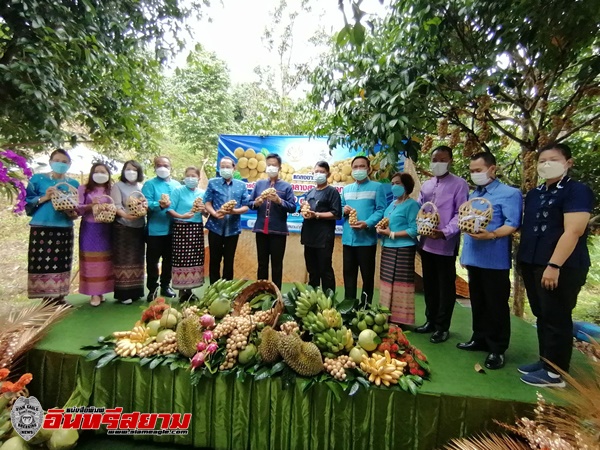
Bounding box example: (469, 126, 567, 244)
(184, 177, 199, 189)
(50, 161, 70, 174)
(391, 185, 405, 198)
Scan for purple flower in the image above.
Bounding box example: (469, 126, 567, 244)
(1, 150, 32, 177)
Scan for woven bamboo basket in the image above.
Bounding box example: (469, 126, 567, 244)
(51, 182, 78, 211)
(458, 197, 493, 233)
(92, 195, 117, 223)
(232, 280, 284, 327)
(126, 191, 147, 218)
(416, 202, 440, 236)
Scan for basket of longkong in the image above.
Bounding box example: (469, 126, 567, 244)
(301, 202, 311, 218)
(92, 195, 117, 223)
(219, 200, 237, 213)
(50, 182, 78, 211)
(376, 217, 389, 228)
(190, 197, 204, 213)
(126, 191, 147, 218)
(348, 207, 358, 225)
(458, 197, 493, 234)
(260, 187, 277, 200)
(416, 202, 440, 236)
(232, 280, 284, 327)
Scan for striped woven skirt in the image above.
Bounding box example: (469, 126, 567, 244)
(112, 222, 145, 301)
(79, 221, 114, 295)
(27, 226, 74, 298)
(379, 246, 416, 325)
(172, 221, 205, 290)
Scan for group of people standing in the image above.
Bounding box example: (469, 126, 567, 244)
(24, 141, 593, 388)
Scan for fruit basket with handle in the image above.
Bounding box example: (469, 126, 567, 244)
(416, 202, 440, 236)
(458, 197, 493, 234)
(232, 280, 284, 327)
(51, 182, 78, 211)
(92, 195, 117, 223)
(126, 191, 147, 218)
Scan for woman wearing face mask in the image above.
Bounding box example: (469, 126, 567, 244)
(204, 157, 249, 284)
(110, 160, 146, 304)
(77, 162, 115, 307)
(517, 143, 594, 388)
(376, 173, 420, 325)
(167, 166, 206, 301)
(25, 149, 80, 305)
(300, 161, 342, 293)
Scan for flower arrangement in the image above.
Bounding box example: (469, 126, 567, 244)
(0, 149, 33, 214)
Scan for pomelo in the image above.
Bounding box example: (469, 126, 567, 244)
(358, 329, 378, 352)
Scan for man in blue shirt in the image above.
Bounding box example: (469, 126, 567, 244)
(341, 156, 386, 306)
(142, 156, 181, 301)
(458, 152, 523, 370)
(204, 157, 249, 284)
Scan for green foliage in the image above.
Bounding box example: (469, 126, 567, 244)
(0, 0, 208, 150)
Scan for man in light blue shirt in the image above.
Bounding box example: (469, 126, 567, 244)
(458, 152, 523, 370)
(142, 156, 181, 301)
(341, 156, 386, 305)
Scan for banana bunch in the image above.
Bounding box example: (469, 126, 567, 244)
(248, 292, 276, 309)
(314, 326, 351, 356)
(260, 187, 277, 200)
(115, 338, 143, 357)
(360, 350, 407, 386)
(303, 311, 330, 333)
(376, 217, 389, 228)
(348, 207, 358, 225)
(219, 200, 237, 213)
(191, 197, 204, 213)
(321, 308, 342, 328)
(112, 324, 149, 343)
(198, 278, 248, 308)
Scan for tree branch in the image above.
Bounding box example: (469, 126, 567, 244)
(484, 110, 529, 147)
(556, 112, 600, 142)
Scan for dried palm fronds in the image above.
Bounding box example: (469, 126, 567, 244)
(0, 300, 71, 369)
(445, 433, 530, 450)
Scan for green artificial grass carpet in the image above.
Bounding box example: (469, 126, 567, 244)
(35, 282, 586, 406)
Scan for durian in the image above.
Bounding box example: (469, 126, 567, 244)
(258, 326, 281, 363)
(278, 333, 323, 377)
(176, 316, 202, 358)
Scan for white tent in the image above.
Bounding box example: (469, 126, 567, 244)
(31, 145, 123, 176)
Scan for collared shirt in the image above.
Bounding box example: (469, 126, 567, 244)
(518, 177, 594, 269)
(204, 177, 249, 237)
(461, 179, 523, 270)
(380, 198, 420, 248)
(168, 185, 206, 224)
(25, 173, 80, 228)
(418, 173, 469, 256)
(341, 180, 387, 246)
(249, 178, 297, 235)
(300, 185, 342, 248)
(141, 177, 181, 236)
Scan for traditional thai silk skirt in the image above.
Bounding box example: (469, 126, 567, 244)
(172, 221, 205, 290)
(379, 245, 416, 325)
(27, 226, 74, 298)
(112, 222, 145, 301)
(79, 221, 114, 295)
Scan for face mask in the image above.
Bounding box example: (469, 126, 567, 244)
(220, 168, 233, 180)
(266, 166, 279, 178)
(430, 162, 449, 177)
(50, 161, 70, 174)
(537, 161, 567, 180)
(124, 170, 138, 183)
(391, 185, 405, 197)
(184, 177, 199, 189)
(470, 171, 491, 186)
(352, 169, 368, 181)
(155, 167, 170, 179)
(92, 172, 110, 184)
(313, 173, 327, 185)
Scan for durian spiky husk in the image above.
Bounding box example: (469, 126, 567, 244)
(175, 316, 202, 358)
(278, 333, 322, 377)
(258, 326, 280, 363)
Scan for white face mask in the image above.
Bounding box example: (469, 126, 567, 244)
(430, 162, 449, 177)
(220, 168, 233, 180)
(92, 172, 110, 184)
(266, 165, 279, 178)
(155, 167, 170, 179)
(470, 171, 491, 186)
(124, 170, 138, 183)
(313, 173, 327, 185)
(537, 161, 567, 180)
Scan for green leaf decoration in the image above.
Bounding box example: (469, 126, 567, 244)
(348, 381, 361, 396)
(95, 351, 118, 368)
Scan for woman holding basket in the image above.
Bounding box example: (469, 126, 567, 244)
(25, 149, 79, 304)
(77, 162, 115, 306)
(110, 160, 147, 304)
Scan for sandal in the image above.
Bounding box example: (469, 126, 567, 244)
(90, 296, 102, 307)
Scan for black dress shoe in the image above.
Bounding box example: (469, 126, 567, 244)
(430, 331, 449, 343)
(484, 353, 505, 370)
(146, 292, 156, 302)
(456, 340, 489, 352)
(414, 322, 435, 333)
(161, 287, 177, 298)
